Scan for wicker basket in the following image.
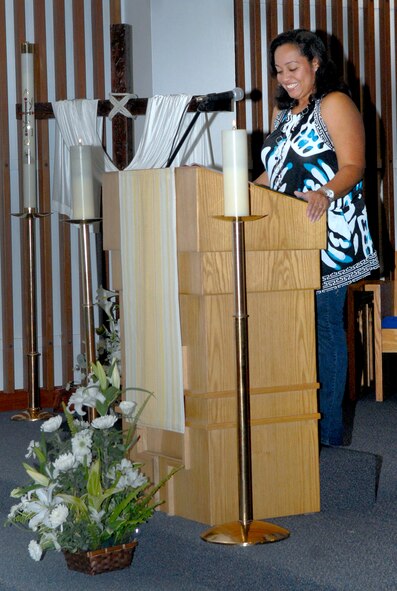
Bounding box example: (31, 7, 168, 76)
(63, 540, 138, 575)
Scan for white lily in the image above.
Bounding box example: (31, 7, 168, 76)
(24, 486, 64, 531)
(96, 286, 117, 318)
(67, 384, 105, 416)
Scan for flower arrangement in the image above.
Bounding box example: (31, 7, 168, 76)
(5, 360, 177, 562)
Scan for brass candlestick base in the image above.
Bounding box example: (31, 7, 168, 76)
(11, 408, 55, 422)
(11, 208, 54, 422)
(201, 520, 290, 546)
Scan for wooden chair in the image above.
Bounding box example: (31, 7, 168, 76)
(347, 281, 376, 401)
(363, 279, 397, 401)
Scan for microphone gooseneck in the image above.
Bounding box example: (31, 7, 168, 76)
(196, 88, 245, 111)
(205, 88, 244, 102)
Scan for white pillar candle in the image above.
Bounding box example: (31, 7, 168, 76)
(21, 42, 37, 209)
(222, 127, 249, 217)
(70, 143, 95, 220)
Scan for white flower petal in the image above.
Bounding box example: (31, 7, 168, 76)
(50, 504, 69, 528)
(119, 401, 137, 417)
(53, 453, 76, 475)
(41, 415, 62, 432)
(28, 540, 43, 561)
(91, 415, 118, 430)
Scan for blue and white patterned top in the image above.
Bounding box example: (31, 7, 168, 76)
(261, 97, 379, 292)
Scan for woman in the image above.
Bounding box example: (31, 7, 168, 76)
(256, 29, 379, 446)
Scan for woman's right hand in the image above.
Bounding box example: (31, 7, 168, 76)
(295, 189, 330, 222)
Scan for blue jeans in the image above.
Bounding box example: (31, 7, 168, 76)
(316, 286, 348, 446)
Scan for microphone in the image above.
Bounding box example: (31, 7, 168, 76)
(196, 87, 244, 111)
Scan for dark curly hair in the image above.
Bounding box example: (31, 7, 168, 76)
(269, 29, 349, 109)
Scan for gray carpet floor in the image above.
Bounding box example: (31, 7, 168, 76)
(1, 393, 397, 590)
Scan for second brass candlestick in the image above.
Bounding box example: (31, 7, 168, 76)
(201, 216, 290, 545)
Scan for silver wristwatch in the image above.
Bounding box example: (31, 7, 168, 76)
(319, 187, 335, 202)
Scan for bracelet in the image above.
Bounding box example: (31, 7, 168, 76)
(318, 187, 335, 202)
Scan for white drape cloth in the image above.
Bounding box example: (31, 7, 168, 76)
(119, 168, 185, 433)
(125, 94, 213, 169)
(52, 99, 117, 218)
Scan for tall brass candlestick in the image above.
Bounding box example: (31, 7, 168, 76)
(201, 216, 290, 545)
(12, 210, 53, 422)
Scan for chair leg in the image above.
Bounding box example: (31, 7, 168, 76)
(365, 284, 383, 401)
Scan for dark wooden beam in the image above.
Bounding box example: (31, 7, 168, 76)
(16, 96, 232, 121)
(111, 24, 133, 169)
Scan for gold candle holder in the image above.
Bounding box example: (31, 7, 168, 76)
(12, 208, 53, 422)
(200, 215, 290, 545)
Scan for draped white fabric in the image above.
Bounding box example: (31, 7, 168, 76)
(125, 94, 214, 169)
(119, 169, 185, 433)
(52, 99, 117, 218)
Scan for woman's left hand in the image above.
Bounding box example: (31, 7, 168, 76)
(294, 190, 330, 223)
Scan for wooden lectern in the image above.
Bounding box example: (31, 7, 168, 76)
(102, 166, 326, 525)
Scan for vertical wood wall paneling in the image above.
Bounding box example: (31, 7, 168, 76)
(346, 0, 361, 108)
(265, 0, 279, 131)
(53, 1, 74, 386)
(110, 24, 133, 169)
(378, 0, 395, 275)
(91, 0, 110, 314)
(363, 1, 382, 266)
(109, 0, 121, 25)
(249, 0, 263, 179)
(330, 0, 345, 78)
(299, 0, 312, 30)
(92, 0, 106, 105)
(314, 0, 327, 38)
(283, 0, 294, 32)
(234, 0, 246, 130)
(73, 0, 87, 99)
(35, 1, 55, 391)
(0, 0, 15, 392)
(14, 0, 28, 391)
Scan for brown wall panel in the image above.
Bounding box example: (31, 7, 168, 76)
(35, 0, 55, 390)
(53, 0, 74, 385)
(235, 0, 246, 129)
(0, 0, 15, 393)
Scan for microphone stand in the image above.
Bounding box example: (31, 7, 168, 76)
(165, 95, 233, 168)
(166, 111, 201, 168)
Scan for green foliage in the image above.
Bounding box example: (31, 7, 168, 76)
(5, 361, 180, 560)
